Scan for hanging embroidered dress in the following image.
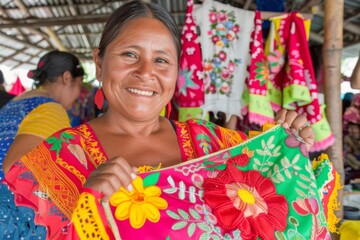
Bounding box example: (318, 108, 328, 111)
(241, 11, 274, 126)
(264, 13, 334, 152)
(193, 0, 255, 121)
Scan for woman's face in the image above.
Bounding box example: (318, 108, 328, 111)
(94, 17, 178, 121)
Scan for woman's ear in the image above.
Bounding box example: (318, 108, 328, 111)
(93, 48, 102, 81)
(61, 71, 73, 86)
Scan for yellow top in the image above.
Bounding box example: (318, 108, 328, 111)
(17, 102, 71, 139)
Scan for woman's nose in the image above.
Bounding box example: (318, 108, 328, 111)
(135, 59, 154, 81)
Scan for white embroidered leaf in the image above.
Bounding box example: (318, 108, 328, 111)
(272, 145, 281, 157)
(253, 158, 261, 165)
(277, 173, 285, 182)
(256, 149, 265, 156)
(293, 165, 302, 171)
(178, 209, 189, 220)
(178, 181, 186, 200)
(189, 186, 196, 203)
(199, 232, 210, 240)
(188, 223, 196, 238)
(167, 210, 181, 220)
(284, 169, 292, 179)
(172, 221, 187, 230)
(167, 175, 175, 188)
(189, 208, 201, 220)
(163, 188, 177, 194)
(253, 163, 259, 170)
(295, 188, 307, 198)
(299, 174, 310, 182)
(281, 157, 290, 168)
(197, 222, 211, 231)
(210, 234, 221, 240)
(296, 180, 308, 189)
(267, 136, 275, 149)
(291, 154, 300, 165)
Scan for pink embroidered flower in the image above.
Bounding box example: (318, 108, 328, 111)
(203, 156, 288, 239)
(217, 12, 227, 22)
(228, 62, 236, 73)
(212, 35, 220, 44)
(232, 25, 240, 33)
(218, 51, 227, 61)
(220, 82, 230, 94)
(209, 12, 217, 23)
(221, 69, 230, 79)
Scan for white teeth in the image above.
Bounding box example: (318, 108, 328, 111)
(128, 88, 154, 96)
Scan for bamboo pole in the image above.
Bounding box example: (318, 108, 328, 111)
(322, 0, 344, 238)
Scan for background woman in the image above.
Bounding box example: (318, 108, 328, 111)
(0, 50, 84, 239)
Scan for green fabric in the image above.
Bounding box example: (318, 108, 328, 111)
(248, 94, 274, 119)
(283, 84, 312, 109)
(267, 81, 282, 108)
(178, 107, 209, 122)
(312, 105, 333, 142)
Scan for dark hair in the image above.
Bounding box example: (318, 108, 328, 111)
(28, 50, 84, 88)
(0, 70, 4, 85)
(97, 0, 181, 61)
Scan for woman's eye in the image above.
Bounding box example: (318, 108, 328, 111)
(155, 58, 168, 64)
(122, 52, 136, 58)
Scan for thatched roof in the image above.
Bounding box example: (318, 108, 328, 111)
(0, 0, 359, 70)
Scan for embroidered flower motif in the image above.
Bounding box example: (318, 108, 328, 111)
(204, 8, 241, 96)
(293, 197, 331, 240)
(203, 155, 288, 239)
(110, 176, 168, 229)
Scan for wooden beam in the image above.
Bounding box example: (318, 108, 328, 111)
(322, 0, 344, 238)
(0, 14, 110, 28)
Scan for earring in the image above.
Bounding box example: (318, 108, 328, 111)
(94, 82, 104, 109)
(166, 101, 172, 118)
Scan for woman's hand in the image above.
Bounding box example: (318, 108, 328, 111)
(274, 109, 315, 151)
(83, 157, 137, 202)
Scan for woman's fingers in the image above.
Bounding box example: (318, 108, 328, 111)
(299, 126, 315, 151)
(275, 109, 315, 151)
(83, 157, 137, 202)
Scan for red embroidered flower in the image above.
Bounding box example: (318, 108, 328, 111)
(203, 157, 288, 240)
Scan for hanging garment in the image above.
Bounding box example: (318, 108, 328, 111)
(242, 11, 274, 125)
(264, 13, 334, 152)
(175, 0, 204, 109)
(193, 0, 255, 121)
(68, 125, 339, 240)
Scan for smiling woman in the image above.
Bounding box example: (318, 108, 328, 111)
(3, 1, 320, 240)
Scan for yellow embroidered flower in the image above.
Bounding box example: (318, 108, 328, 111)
(110, 176, 168, 229)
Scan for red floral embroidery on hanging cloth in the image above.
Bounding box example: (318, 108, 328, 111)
(203, 154, 288, 240)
